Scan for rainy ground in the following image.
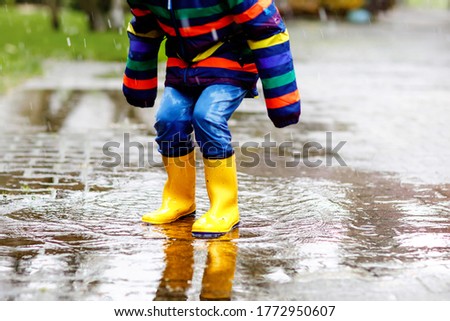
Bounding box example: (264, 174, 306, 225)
(0, 8, 449, 300)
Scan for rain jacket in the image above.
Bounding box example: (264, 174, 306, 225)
(123, 0, 301, 128)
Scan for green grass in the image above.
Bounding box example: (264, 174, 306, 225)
(405, 0, 448, 8)
(0, 5, 165, 93)
(0, 5, 128, 92)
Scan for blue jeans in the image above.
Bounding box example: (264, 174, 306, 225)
(155, 85, 248, 159)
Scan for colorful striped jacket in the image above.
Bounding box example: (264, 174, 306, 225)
(123, 0, 301, 128)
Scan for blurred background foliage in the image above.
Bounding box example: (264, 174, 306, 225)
(0, 0, 447, 93)
(0, 1, 129, 92)
(281, 0, 447, 15)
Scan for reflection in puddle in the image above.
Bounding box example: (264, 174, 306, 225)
(149, 218, 238, 301)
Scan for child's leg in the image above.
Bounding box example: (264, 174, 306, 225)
(142, 86, 197, 224)
(191, 84, 247, 238)
(191, 85, 247, 158)
(154, 86, 196, 157)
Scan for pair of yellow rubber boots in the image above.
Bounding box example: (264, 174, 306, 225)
(142, 151, 239, 238)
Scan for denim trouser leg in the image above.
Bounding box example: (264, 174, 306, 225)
(154, 86, 195, 157)
(192, 85, 247, 159)
(155, 85, 247, 159)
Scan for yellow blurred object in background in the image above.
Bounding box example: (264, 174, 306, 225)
(287, 0, 321, 14)
(287, 0, 365, 14)
(322, 0, 365, 11)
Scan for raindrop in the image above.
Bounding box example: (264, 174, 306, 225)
(47, 120, 53, 131)
(59, 140, 66, 162)
(83, 38, 87, 48)
(211, 28, 218, 41)
(108, 19, 112, 29)
(319, 7, 328, 22)
(113, 39, 122, 50)
(81, 144, 91, 196)
(66, 37, 71, 47)
(181, 18, 190, 28)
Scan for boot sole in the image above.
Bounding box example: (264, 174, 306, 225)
(191, 222, 240, 239)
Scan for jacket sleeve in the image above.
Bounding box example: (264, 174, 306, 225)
(228, 0, 301, 128)
(123, 2, 164, 108)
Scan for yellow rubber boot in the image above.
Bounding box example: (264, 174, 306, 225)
(192, 155, 239, 238)
(142, 151, 196, 224)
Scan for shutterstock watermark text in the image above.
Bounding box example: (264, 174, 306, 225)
(101, 132, 347, 168)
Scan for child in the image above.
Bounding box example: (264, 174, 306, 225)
(123, 0, 301, 238)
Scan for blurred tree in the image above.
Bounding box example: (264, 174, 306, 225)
(77, 0, 124, 32)
(0, 0, 61, 30)
(366, 0, 396, 13)
(109, 0, 124, 30)
(0, 0, 125, 32)
(78, 0, 110, 32)
(46, 0, 60, 30)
